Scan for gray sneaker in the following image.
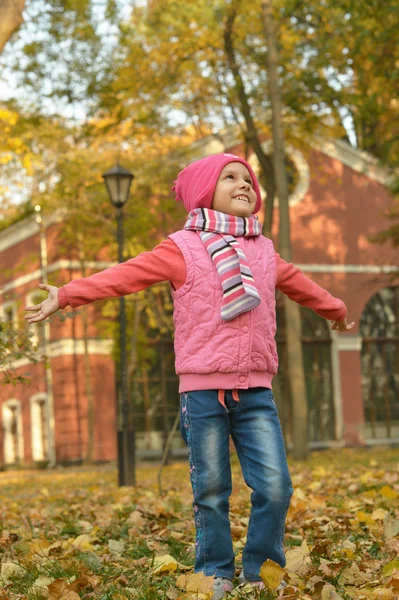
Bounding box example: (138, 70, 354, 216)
(238, 569, 287, 591)
(211, 577, 234, 600)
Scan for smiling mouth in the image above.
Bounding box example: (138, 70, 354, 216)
(233, 195, 250, 203)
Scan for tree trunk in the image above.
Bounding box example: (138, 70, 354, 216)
(0, 0, 25, 54)
(142, 367, 153, 449)
(80, 304, 95, 462)
(160, 343, 171, 465)
(77, 241, 95, 463)
(223, 5, 276, 236)
(261, 0, 309, 460)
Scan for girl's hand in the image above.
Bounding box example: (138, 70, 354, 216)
(331, 317, 355, 332)
(24, 283, 60, 324)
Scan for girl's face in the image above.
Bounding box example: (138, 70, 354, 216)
(211, 162, 257, 217)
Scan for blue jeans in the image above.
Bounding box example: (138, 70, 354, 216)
(179, 387, 293, 581)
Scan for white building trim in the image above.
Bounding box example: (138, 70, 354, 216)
(2, 261, 398, 297)
(25, 291, 44, 348)
(296, 264, 399, 274)
(4, 338, 113, 370)
(30, 393, 49, 462)
(0, 300, 19, 353)
(0, 208, 67, 253)
(335, 335, 363, 352)
(0, 300, 18, 324)
(1, 260, 115, 295)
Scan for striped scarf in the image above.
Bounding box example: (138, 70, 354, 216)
(184, 208, 262, 321)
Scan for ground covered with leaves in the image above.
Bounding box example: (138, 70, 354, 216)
(0, 448, 398, 600)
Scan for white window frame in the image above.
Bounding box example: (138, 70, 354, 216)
(2, 399, 24, 465)
(0, 300, 18, 352)
(25, 292, 43, 349)
(30, 393, 49, 462)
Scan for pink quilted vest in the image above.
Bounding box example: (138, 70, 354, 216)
(169, 229, 278, 393)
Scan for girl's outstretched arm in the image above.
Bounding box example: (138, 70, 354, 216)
(275, 253, 355, 329)
(24, 239, 185, 323)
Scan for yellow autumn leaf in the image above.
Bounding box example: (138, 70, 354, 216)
(384, 516, 399, 539)
(372, 508, 388, 520)
(363, 489, 378, 499)
(127, 510, 145, 526)
(176, 571, 214, 594)
(32, 574, 55, 593)
(356, 510, 375, 526)
(339, 539, 356, 559)
(259, 558, 285, 590)
(70, 534, 95, 550)
(58, 592, 80, 600)
(339, 563, 371, 585)
(293, 487, 306, 500)
(321, 584, 345, 600)
(29, 538, 52, 555)
(309, 481, 322, 491)
(285, 540, 312, 576)
(381, 558, 399, 577)
(359, 471, 375, 485)
(313, 466, 328, 477)
(152, 554, 179, 574)
(379, 486, 398, 500)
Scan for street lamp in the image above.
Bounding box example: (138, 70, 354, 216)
(102, 163, 135, 486)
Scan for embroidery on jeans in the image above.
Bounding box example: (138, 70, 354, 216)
(182, 393, 204, 560)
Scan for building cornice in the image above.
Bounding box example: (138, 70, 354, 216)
(1, 260, 116, 294)
(196, 132, 393, 187)
(312, 138, 393, 186)
(0, 207, 67, 254)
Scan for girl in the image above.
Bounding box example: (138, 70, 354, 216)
(25, 153, 354, 599)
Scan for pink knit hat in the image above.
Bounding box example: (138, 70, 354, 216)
(172, 153, 262, 214)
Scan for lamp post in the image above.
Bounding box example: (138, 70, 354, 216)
(102, 164, 135, 486)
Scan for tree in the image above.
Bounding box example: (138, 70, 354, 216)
(0, 320, 40, 390)
(0, 0, 25, 54)
(261, 0, 308, 459)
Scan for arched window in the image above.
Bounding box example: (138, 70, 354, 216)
(2, 399, 24, 465)
(30, 394, 49, 462)
(360, 287, 399, 440)
(0, 301, 18, 352)
(275, 291, 335, 444)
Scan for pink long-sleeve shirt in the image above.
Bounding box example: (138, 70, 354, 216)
(58, 238, 347, 323)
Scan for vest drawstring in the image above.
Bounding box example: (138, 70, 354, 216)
(218, 389, 240, 410)
(218, 389, 227, 410)
(232, 389, 240, 402)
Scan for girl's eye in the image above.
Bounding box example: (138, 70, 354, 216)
(226, 174, 234, 179)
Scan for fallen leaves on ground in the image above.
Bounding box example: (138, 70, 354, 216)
(0, 448, 398, 599)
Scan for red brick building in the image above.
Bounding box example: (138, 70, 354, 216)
(0, 137, 397, 467)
